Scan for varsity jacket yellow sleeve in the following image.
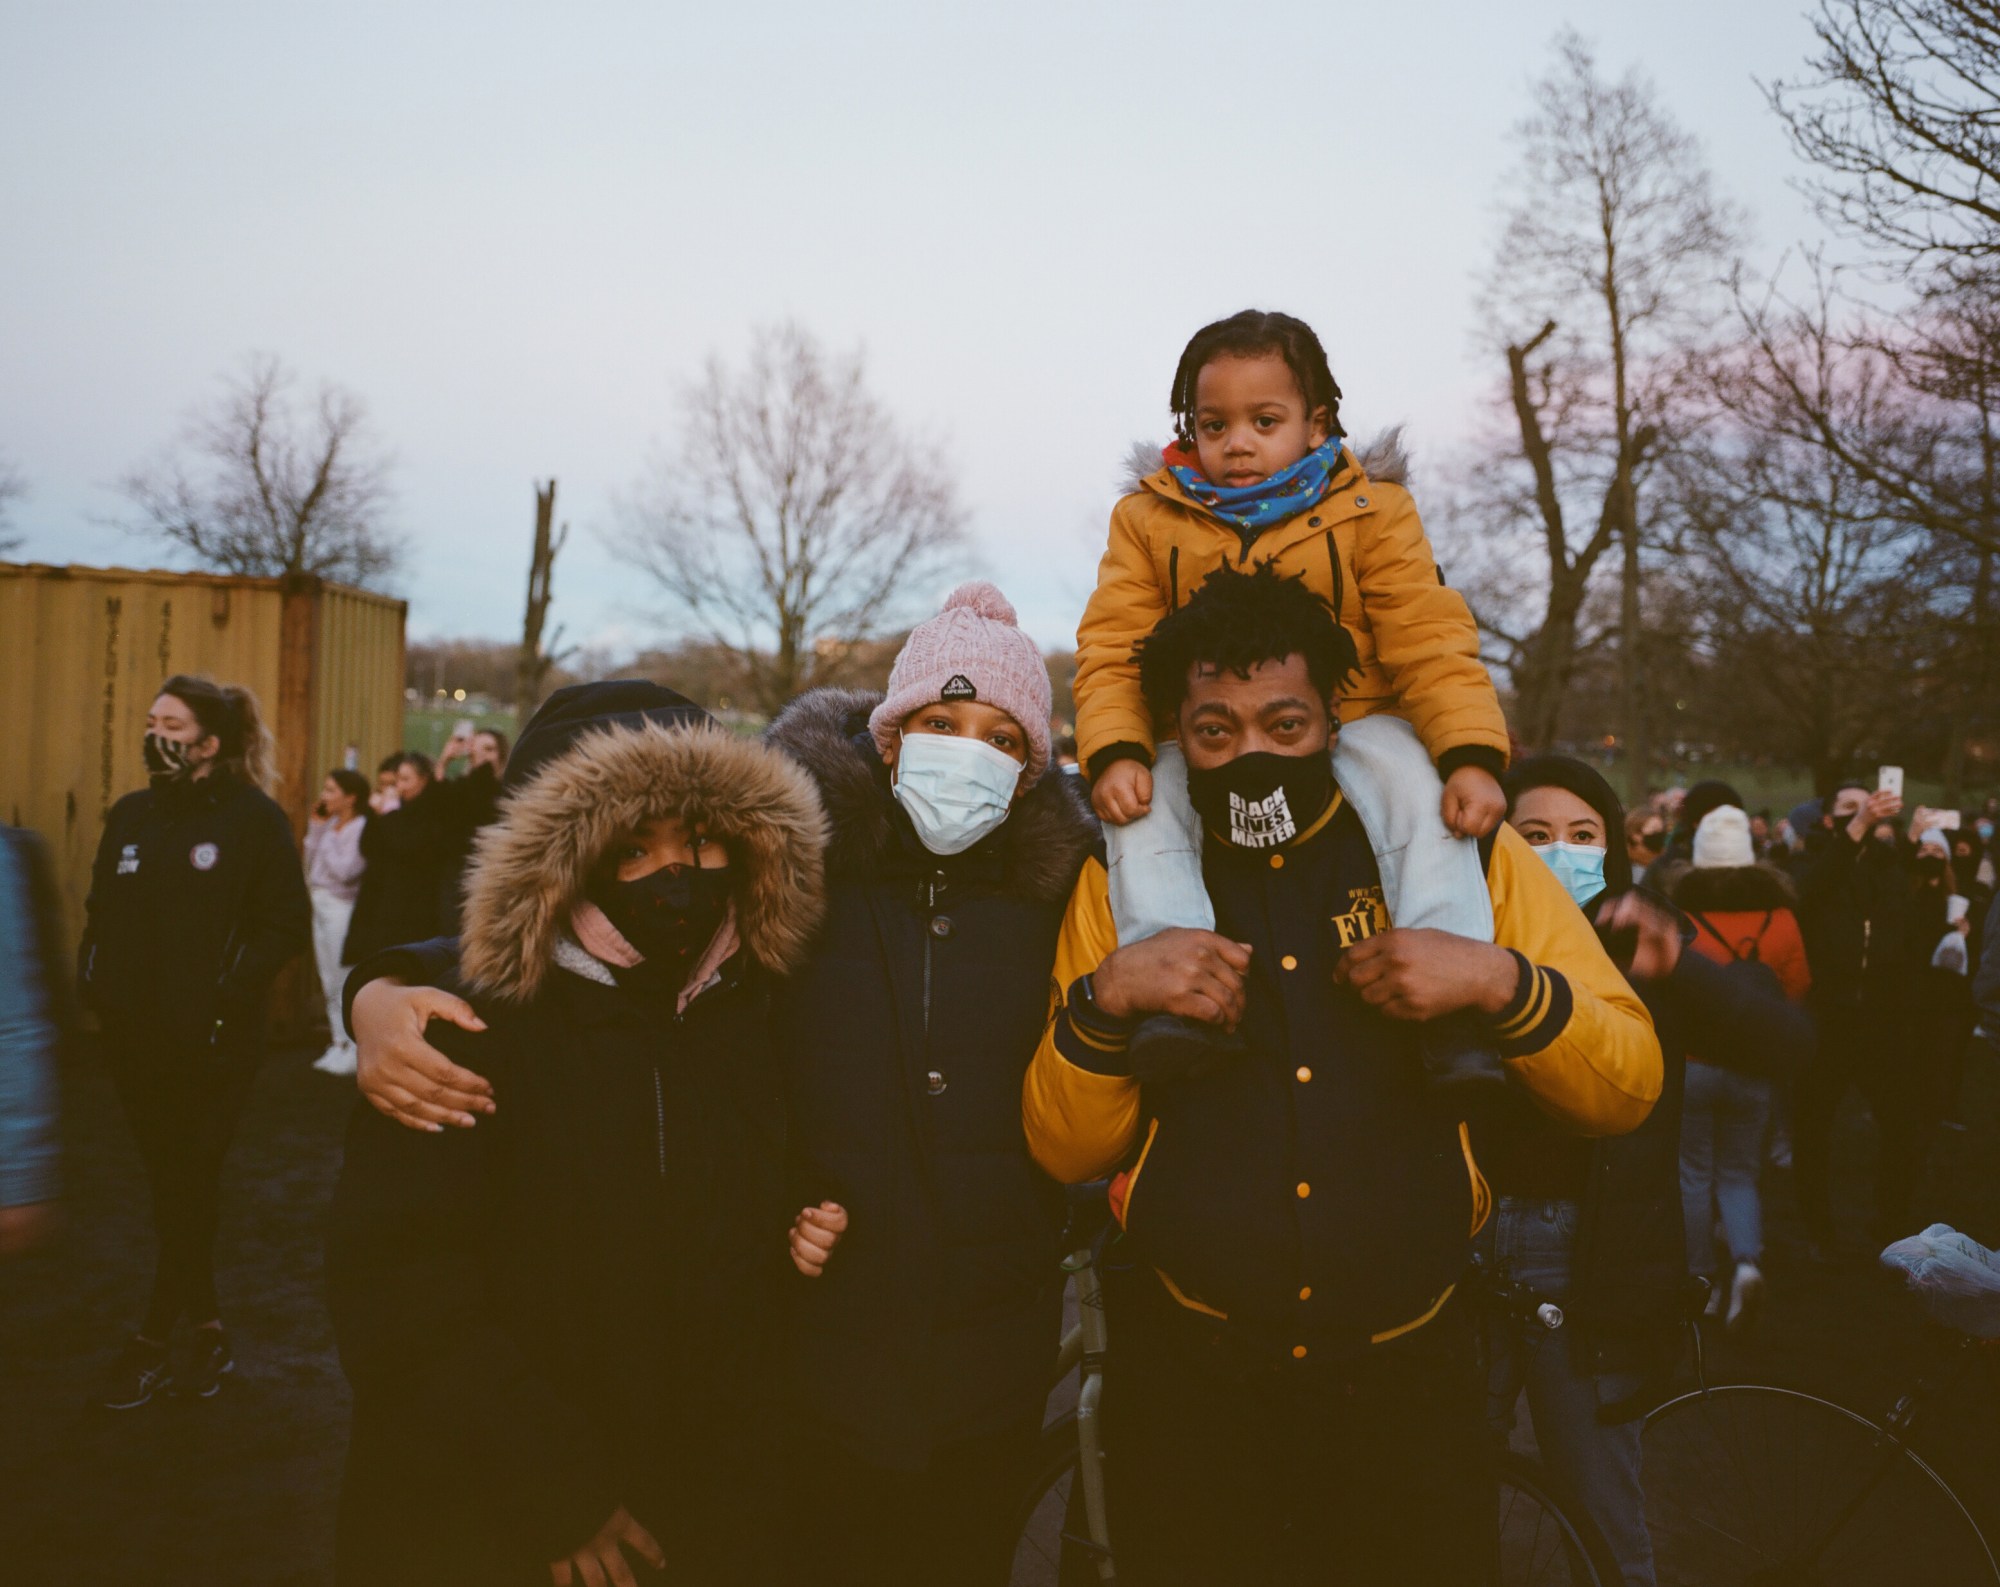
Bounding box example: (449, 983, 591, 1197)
(1485, 825, 1662, 1135)
(1072, 496, 1170, 774)
(1349, 485, 1512, 767)
(1021, 855, 1142, 1184)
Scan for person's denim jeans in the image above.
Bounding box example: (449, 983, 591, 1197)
(1479, 1197, 1655, 1587)
(1680, 1060, 1773, 1274)
(1104, 716, 1493, 945)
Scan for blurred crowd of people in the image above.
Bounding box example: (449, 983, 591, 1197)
(1619, 778, 2000, 1330)
(311, 726, 509, 1073)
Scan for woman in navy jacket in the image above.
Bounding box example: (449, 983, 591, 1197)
(80, 675, 310, 1408)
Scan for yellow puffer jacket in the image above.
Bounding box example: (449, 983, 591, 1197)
(1073, 434, 1510, 775)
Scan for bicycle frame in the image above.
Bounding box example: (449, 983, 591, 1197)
(1056, 1237, 1117, 1581)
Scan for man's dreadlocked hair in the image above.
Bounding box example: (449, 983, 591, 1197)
(1136, 563, 1359, 724)
(1168, 310, 1344, 446)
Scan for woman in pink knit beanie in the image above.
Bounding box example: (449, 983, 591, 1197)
(867, 581, 1053, 855)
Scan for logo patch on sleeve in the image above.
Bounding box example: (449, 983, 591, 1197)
(116, 844, 140, 876)
(190, 842, 220, 872)
(941, 674, 977, 702)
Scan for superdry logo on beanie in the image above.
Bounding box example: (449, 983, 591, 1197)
(868, 582, 1053, 781)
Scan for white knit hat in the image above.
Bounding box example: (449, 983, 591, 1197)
(1692, 805, 1754, 870)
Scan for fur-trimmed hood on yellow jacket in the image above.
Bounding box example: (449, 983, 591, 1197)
(457, 721, 828, 1004)
(1074, 429, 1509, 779)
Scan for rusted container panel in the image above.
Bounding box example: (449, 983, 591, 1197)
(0, 562, 407, 1033)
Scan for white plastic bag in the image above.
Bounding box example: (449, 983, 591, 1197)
(1879, 1224, 2000, 1338)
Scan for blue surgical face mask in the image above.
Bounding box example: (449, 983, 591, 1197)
(892, 731, 1024, 856)
(1980, 820, 1995, 844)
(1535, 841, 1607, 909)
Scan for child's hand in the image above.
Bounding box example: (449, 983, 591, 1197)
(1441, 765, 1507, 839)
(1091, 758, 1154, 825)
(789, 1201, 849, 1278)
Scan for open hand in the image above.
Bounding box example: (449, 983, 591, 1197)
(352, 979, 493, 1132)
(550, 1505, 663, 1587)
(1091, 758, 1154, 826)
(1441, 765, 1506, 839)
(1594, 891, 1683, 982)
(1334, 927, 1518, 1021)
(789, 1202, 849, 1277)
(1847, 788, 1903, 843)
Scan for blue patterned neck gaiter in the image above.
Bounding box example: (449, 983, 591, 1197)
(1167, 436, 1347, 536)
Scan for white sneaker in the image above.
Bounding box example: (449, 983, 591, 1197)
(313, 1044, 357, 1076)
(1726, 1261, 1765, 1333)
(1703, 1277, 1725, 1319)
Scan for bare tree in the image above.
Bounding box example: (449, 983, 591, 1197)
(1477, 30, 1738, 796)
(516, 478, 571, 723)
(1684, 312, 1949, 791)
(120, 354, 399, 586)
(615, 323, 968, 715)
(0, 451, 25, 556)
(1767, 0, 2000, 278)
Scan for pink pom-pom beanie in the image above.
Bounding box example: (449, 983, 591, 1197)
(868, 581, 1052, 782)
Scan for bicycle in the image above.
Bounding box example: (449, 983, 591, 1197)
(1637, 1227, 2000, 1586)
(1010, 1186, 1625, 1586)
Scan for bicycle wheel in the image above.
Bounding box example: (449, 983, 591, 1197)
(1642, 1383, 2000, 1585)
(1012, 1414, 1110, 1586)
(1496, 1449, 1623, 1587)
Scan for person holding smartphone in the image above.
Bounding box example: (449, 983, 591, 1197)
(1796, 778, 1927, 1252)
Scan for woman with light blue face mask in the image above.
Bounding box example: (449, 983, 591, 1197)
(1478, 756, 1683, 1587)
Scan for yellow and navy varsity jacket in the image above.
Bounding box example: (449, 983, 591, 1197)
(1021, 792, 1661, 1362)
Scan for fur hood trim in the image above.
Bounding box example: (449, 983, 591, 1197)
(1669, 863, 1798, 915)
(1118, 426, 1412, 496)
(459, 722, 828, 1003)
(766, 686, 1097, 906)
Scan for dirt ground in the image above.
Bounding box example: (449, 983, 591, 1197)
(4, 1038, 1999, 1584)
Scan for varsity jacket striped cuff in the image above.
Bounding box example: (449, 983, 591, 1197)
(1054, 975, 1136, 1076)
(1487, 948, 1575, 1058)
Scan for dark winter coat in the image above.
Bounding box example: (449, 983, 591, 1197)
(765, 688, 1097, 1468)
(432, 763, 504, 932)
(327, 718, 827, 1587)
(80, 770, 310, 1055)
(1481, 881, 1809, 1377)
(1798, 827, 1923, 1011)
(342, 783, 450, 966)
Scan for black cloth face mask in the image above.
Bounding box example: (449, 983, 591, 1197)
(1185, 750, 1335, 851)
(587, 863, 733, 985)
(142, 731, 201, 783)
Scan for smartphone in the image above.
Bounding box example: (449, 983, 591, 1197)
(451, 717, 477, 742)
(1878, 766, 1904, 799)
(1935, 809, 1962, 831)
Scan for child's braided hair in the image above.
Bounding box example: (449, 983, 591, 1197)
(1168, 310, 1343, 446)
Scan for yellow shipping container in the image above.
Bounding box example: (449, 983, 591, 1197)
(0, 562, 406, 1033)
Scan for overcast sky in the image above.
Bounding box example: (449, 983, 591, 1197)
(3, 1, 1836, 652)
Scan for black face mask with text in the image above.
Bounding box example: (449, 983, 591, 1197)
(1185, 750, 1335, 851)
(587, 863, 733, 987)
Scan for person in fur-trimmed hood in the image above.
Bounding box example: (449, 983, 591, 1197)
(326, 682, 827, 1587)
(341, 588, 1100, 1587)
